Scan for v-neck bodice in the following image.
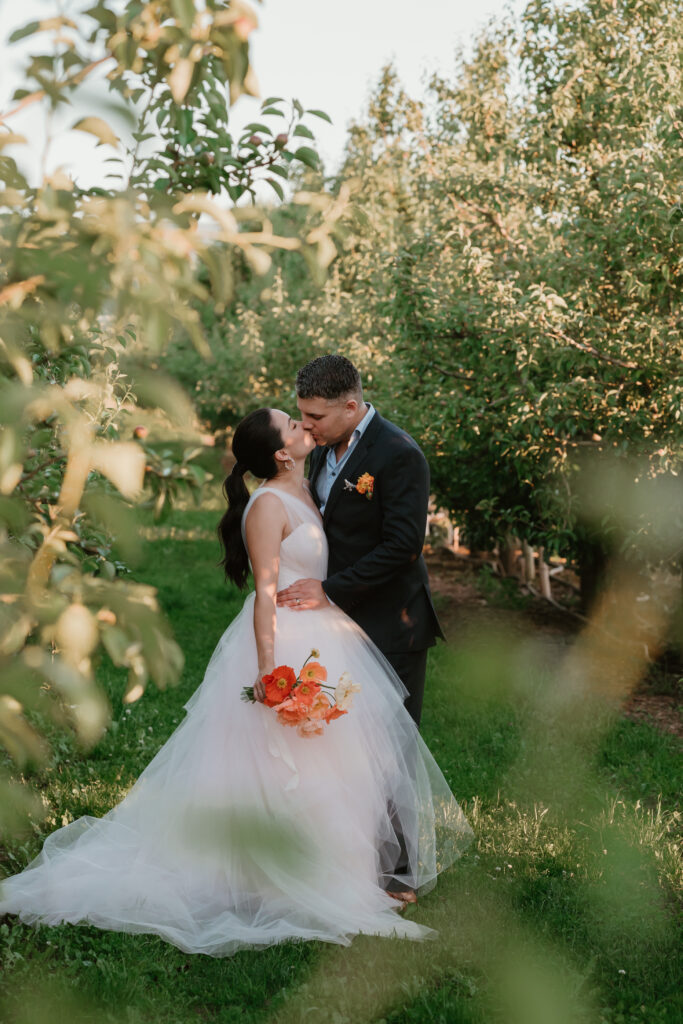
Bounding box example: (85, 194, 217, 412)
(242, 486, 327, 586)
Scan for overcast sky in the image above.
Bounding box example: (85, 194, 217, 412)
(0, 0, 518, 187)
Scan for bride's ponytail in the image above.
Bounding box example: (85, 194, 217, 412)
(218, 463, 250, 589)
(217, 409, 284, 589)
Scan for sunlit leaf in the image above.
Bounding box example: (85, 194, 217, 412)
(168, 58, 195, 105)
(0, 134, 28, 149)
(89, 442, 146, 500)
(72, 116, 120, 148)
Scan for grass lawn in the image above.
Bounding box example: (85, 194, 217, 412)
(1, 507, 681, 1024)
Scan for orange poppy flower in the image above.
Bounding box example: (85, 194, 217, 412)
(262, 665, 297, 707)
(299, 661, 327, 686)
(324, 704, 348, 722)
(293, 680, 321, 706)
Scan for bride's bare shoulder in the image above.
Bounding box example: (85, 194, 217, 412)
(244, 490, 287, 525)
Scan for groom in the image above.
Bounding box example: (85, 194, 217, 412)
(277, 353, 443, 727)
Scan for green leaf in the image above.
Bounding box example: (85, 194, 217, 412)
(177, 108, 196, 146)
(306, 108, 332, 124)
(171, 0, 195, 31)
(243, 122, 273, 135)
(293, 125, 315, 140)
(9, 21, 41, 43)
(267, 178, 285, 201)
(293, 146, 319, 169)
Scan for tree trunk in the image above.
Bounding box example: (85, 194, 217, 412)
(523, 541, 536, 583)
(499, 532, 520, 577)
(577, 537, 610, 613)
(538, 546, 552, 599)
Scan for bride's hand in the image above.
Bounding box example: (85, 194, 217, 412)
(254, 672, 270, 702)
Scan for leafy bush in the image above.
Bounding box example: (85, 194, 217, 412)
(0, 1, 341, 829)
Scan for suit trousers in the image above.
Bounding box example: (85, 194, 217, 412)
(381, 648, 430, 894)
(384, 648, 429, 727)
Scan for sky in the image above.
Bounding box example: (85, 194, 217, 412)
(0, 0, 517, 187)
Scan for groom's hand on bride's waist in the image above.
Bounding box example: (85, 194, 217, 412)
(277, 579, 330, 611)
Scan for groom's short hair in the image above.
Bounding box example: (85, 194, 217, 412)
(296, 354, 363, 402)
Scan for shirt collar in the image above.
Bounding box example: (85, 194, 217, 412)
(350, 402, 375, 442)
(324, 403, 375, 466)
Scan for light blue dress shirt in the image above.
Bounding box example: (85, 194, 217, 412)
(316, 404, 376, 514)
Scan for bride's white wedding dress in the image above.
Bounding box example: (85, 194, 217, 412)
(0, 488, 472, 956)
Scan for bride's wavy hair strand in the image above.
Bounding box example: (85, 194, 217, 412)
(218, 408, 284, 589)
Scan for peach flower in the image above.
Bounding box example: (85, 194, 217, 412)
(275, 695, 309, 727)
(300, 662, 327, 686)
(308, 693, 332, 720)
(297, 719, 325, 738)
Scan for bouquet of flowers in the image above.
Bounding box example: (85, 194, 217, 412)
(241, 650, 360, 738)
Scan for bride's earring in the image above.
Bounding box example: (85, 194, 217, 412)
(284, 457, 295, 472)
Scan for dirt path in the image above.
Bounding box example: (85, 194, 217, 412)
(425, 549, 683, 740)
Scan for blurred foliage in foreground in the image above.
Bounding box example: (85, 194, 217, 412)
(162, 0, 682, 609)
(0, 0, 347, 831)
(0, 508, 680, 1023)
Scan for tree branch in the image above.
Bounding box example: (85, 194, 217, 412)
(0, 57, 112, 124)
(548, 326, 641, 371)
(433, 363, 475, 382)
(448, 194, 524, 249)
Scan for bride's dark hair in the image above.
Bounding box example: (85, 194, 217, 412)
(218, 408, 284, 588)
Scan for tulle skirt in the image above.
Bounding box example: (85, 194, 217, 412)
(0, 597, 472, 956)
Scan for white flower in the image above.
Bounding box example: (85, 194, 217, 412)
(335, 672, 361, 711)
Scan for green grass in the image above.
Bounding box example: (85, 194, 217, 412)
(1, 507, 681, 1024)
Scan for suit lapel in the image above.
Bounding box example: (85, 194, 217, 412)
(322, 413, 383, 525)
(308, 445, 326, 508)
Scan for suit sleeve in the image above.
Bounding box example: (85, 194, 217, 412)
(322, 439, 429, 611)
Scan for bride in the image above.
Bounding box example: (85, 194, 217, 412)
(0, 408, 472, 956)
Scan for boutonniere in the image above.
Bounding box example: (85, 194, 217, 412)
(344, 472, 374, 500)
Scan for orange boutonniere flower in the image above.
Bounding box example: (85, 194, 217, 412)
(262, 665, 297, 706)
(344, 472, 374, 500)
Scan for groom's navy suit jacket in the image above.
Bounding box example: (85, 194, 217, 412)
(309, 412, 444, 655)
